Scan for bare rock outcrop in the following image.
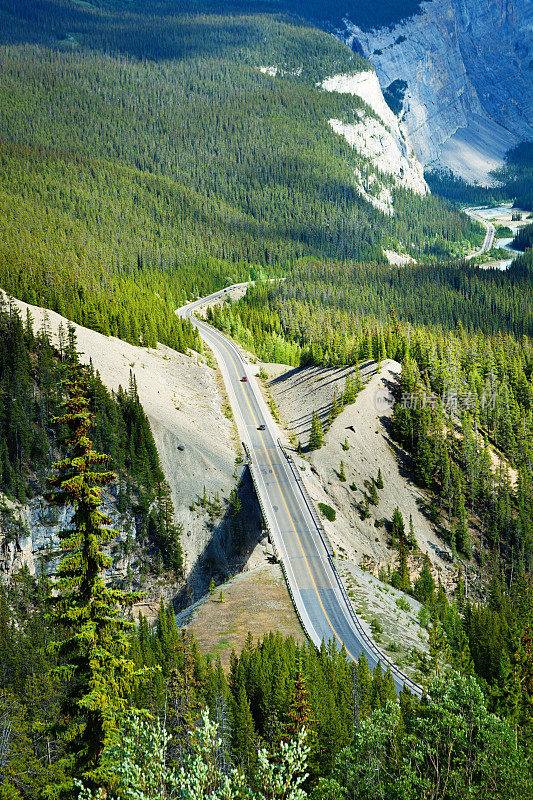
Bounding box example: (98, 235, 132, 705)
(342, 0, 533, 184)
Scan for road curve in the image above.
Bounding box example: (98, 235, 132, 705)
(178, 288, 422, 696)
(465, 207, 495, 259)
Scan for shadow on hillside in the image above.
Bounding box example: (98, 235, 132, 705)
(173, 465, 265, 612)
(268, 363, 368, 442)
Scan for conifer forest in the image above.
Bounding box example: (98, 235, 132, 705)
(0, 1, 533, 798)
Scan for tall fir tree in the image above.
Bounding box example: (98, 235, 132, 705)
(47, 352, 143, 793)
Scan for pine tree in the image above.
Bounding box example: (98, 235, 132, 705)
(230, 487, 242, 515)
(407, 514, 417, 548)
(398, 539, 411, 594)
(455, 492, 472, 558)
(47, 357, 143, 793)
(329, 392, 341, 425)
(339, 461, 346, 482)
(232, 683, 257, 772)
(167, 630, 202, 763)
(376, 468, 384, 490)
(343, 375, 357, 405)
(354, 653, 372, 722)
(368, 480, 379, 506)
(370, 661, 384, 710)
(284, 666, 312, 740)
(452, 626, 475, 676)
(308, 411, 324, 451)
(414, 554, 435, 603)
(391, 507, 405, 548)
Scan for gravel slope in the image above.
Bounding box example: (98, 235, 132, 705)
(2, 291, 265, 599)
(269, 359, 459, 594)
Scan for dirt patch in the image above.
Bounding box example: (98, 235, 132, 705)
(180, 563, 306, 669)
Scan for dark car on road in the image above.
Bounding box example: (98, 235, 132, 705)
(258, 424, 266, 430)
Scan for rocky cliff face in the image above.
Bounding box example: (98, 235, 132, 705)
(0, 491, 136, 581)
(342, 0, 533, 184)
(321, 71, 428, 213)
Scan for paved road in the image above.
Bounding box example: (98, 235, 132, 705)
(465, 208, 495, 259)
(179, 288, 422, 696)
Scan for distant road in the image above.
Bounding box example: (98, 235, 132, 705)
(464, 208, 495, 259)
(178, 288, 423, 696)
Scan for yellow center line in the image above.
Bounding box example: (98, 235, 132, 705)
(195, 317, 360, 661)
(185, 298, 419, 692)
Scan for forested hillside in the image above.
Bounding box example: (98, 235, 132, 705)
(0, 295, 183, 574)
(2, 566, 532, 797)
(211, 253, 533, 360)
(212, 257, 533, 574)
(513, 221, 533, 251)
(0, 0, 424, 38)
(0, 1, 480, 345)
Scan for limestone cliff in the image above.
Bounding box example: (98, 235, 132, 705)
(0, 491, 136, 581)
(342, 0, 533, 184)
(321, 71, 428, 214)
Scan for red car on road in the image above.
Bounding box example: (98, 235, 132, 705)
(241, 376, 248, 382)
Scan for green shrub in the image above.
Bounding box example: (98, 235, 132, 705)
(395, 597, 412, 613)
(318, 503, 336, 522)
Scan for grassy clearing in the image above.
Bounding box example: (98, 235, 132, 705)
(187, 564, 306, 670)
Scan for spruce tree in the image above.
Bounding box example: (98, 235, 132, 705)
(167, 630, 202, 763)
(354, 653, 372, 721)
(414, 554, 435, 603)
(329, 392, 341, 425)
(284, 666, 312, 740)
(343, 375, 357, 405)
(47, 355, 143, 793)
(398, 539, 411, 594)
(232, 683, 257, 772)
(368, 480, 379, 506)
(455, 493, 472, 558)
(308, 411, 324, 451)
(408, 514, 417, 548)
(391, 507, 405, 548)
(376, 468, 384, 490)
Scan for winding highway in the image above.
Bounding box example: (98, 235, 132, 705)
(465, 207, 495, 259)
(178, 288, 422, 696)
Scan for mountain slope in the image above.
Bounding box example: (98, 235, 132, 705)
(342, 0, 533, 185)
(0, 1, 480, 342)
(0, 292, 265, 598)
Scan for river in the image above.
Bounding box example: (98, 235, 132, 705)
(467, 203, 530, 270)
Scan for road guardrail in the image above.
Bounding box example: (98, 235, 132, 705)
(277, 441, 423, 697)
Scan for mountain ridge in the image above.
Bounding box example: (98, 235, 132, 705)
(341, 0, 533, 185)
